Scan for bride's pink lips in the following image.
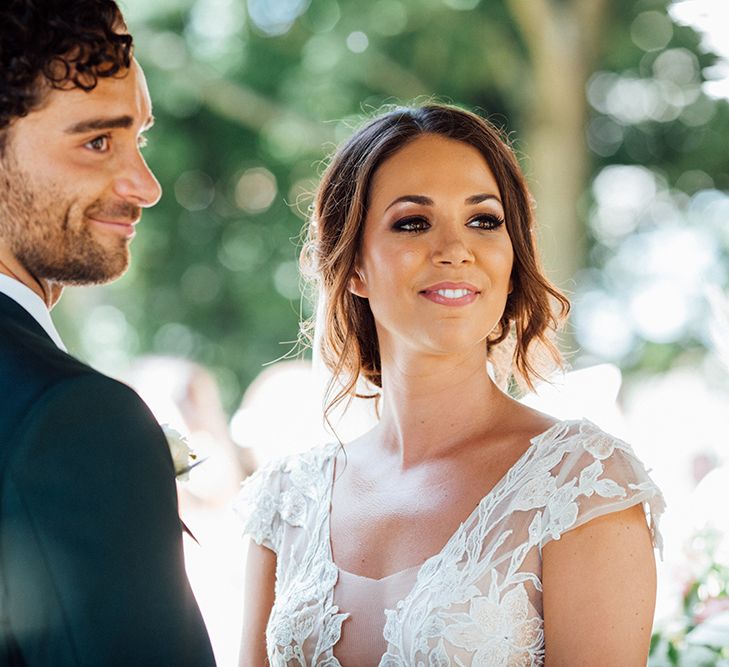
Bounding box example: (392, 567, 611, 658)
(419, 282, 480, 307)
(88, 217, 138, 239)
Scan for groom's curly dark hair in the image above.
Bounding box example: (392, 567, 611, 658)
(0, 0, 133, 152)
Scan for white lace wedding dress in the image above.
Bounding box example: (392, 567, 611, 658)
(236, 419, 664, 666)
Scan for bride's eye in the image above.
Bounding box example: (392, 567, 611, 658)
(393, 216, 430, 232)
(467, 214, 505, 230)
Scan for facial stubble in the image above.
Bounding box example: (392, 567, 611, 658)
(0, 150, 131, 286)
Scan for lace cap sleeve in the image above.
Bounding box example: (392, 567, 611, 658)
(234, 459, 286, 553)
(540, 421, 666, 558)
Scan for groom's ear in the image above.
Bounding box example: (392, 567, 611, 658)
(348, 266, 368, 298)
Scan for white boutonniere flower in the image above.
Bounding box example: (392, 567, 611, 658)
(162, 425, 203, 544)
(162, 425, 198, 481)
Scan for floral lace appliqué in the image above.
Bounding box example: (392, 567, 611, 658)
(237, 420, 665, 667)
(443, 581, 542, 666)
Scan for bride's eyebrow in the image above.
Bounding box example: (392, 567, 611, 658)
(465, 193, 502, 205)
(385, 194, 433, 211)
(384, 193, 503, 211)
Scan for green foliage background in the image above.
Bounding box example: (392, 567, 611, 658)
(55, 0, 729, 412)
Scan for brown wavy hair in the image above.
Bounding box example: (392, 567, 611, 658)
(300, 104, 570, 416)
(0, 0, 132, 152)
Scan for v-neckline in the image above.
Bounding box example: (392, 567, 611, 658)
(324, 419, 574, 585)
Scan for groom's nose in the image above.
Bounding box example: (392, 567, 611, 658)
(113, 150, 162, 209)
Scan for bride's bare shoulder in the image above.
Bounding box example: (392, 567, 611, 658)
(497, 397, 561, 442)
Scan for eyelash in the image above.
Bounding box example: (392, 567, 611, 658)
(85, 134, 111, 152)
(84, 134, 149, 152)
(393, 214, 505, 233)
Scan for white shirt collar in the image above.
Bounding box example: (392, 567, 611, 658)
(0, 274, 67, 351)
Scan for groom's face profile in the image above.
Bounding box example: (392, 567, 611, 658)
(0, 58, 161, 286)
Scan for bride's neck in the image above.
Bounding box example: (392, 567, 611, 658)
(375, 352, 506, 467)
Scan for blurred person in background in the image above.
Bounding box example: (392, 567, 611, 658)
(229, 358, 379, 469)
(125, 355, 253, 666)
(0, 1, 214, 664)
(126, 355, 255, 493)
(237, 104, 665, 666)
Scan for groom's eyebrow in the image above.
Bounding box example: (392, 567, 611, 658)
(64, 115, 154, 134)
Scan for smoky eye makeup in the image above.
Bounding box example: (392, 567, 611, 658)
(391, 215, 430, 232)
(466, 213, 506, 230)
(390, 210, 505, 233)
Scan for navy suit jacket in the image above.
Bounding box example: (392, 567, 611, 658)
(0, 293, 216, 666)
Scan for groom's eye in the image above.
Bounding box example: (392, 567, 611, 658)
(85, 135, 110, 152)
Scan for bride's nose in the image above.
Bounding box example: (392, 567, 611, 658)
(432, 229, 475, 265)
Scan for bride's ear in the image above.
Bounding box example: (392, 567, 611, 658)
(348, 267, 368, 298)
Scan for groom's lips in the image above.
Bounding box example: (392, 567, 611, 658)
(88, 216, 138, 239)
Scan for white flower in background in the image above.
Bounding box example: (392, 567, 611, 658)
(162, 424, 197, 480)
(707, 286, 729, 373)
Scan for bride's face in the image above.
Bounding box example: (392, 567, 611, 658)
(349, 133, 514, 360)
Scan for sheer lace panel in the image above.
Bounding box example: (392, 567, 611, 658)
(332, 568, 417, 666)
(235, 419, 665, 667)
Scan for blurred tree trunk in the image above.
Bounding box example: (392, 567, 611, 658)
(506, 0, 610, 292)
